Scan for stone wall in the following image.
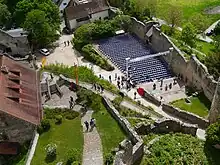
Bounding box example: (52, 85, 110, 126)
(143, 90, 161, 106)
(135, 118, 198, 136)
(162, 104, 209, 129)
(0, 30, 30, 56)
(102, 97, 144, 165)
(0, 112, 36, 144)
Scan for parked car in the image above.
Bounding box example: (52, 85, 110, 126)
(39, 48, 50, 56)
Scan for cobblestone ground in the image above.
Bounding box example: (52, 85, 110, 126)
(81, 110, 103, 165)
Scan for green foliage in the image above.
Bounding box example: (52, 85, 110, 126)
(143, 133, 208, 164)
(104, 153, 114, 165)
(76, 88, 94, 107)
(205, 52, 220, 80)
(143, 133, 159, 145)
(166, 4, 182, 29)
(206, 122, 220, 145)
(44, 108, 79, 120)
(189, 13, 209, 32)
(66, 149, 81, 165)
(181, 23, 197, 48)
(23, 9, 58, 48)
(82, 44, 114, 71)
(55, 115, 62, 124)
(14, 0, 60, 28)
(42, 63, 119, 94)
(45, 143, 57, 159)
(112, 96, 123, 106)
(0, 3, 11, 27)
(38, 119, 51, 133)
(214, 22, 220, 36)
(73, 15, 131, 50)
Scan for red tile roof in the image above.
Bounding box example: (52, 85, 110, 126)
(0, 54, 42, 125)
(0, 142, 20, 155)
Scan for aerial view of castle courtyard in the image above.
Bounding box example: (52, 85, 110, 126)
(0, 0, 220, 164)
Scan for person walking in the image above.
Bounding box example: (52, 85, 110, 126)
(134, 91, 137, 99)
(64, 41, 66, 47)
(84, 121, 89, 132)
(69, 96, 74, 109)
(67, 40, 70, 46)
(109, 75, 112, 83)
(115, 73, 117, 81)
(100, 84, 104, 93)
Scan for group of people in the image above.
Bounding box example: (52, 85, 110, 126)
(64, 40, 71, 47)
(84, 118, 96, 132)
(92, 83, 104, 93)
(153, 78, 177, 91)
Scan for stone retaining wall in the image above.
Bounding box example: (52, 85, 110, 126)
(162, 104, 209, 129)
(102, 97, 144, 165)
(135, 118, 198, 136)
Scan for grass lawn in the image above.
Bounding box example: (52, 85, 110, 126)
(196, 39, 215, 55)
(156, 0, 220, 28)
(127, 118, 154, 127)
(171, 93, 211, 117)
(31, 117, 83, 165)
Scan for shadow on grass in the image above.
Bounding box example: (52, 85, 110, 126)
(45, 155, 57, 163)
(204, 142, 220, 165)
(197, 92, 211, 109)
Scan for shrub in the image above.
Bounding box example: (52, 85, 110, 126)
(44, 108, 79, 120)
(66, 149, 80, 165)
(206, 122, 220, 145)
(40, 119, 51, 132)
(71, 161, 80, 165)
(105, 153, 114, 165)
(45, 143, 57, 159)
(37, 125, 44, 134)
(55, 115, 62, 124)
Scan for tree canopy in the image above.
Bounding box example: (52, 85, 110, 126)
(0, 2, 11, 27)
(23, 9, 58, 48)
(206, 122, 220, 146)
(181, 23, 197, 48)
(205, 52, 220, 80)
(166, 4, 182, 29)
(14, 0, 60, 29)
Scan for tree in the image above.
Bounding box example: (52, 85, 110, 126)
(214, 22, 220, 35)
(23, 9, 58, 48)
(206, 122, 220, 146)
(0, 3, 11, 27)
(166, 4, 182, 33)
(14, 0, 60, 29)
(181, 23, 197, 48)
(205, 52, 220, 80)
(189, 13, 208, 32)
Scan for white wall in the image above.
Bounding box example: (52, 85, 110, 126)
(90, 10, 109, 22)
(69, 19, 77, 30)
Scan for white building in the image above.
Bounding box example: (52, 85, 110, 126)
(64, 0, 109, 30)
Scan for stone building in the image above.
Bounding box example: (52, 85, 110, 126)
(0, 29, 30, 57)
(0, 54, 42, 154)
(64, 0, 109, 30)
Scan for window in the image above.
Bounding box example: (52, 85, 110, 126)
(10, 70, 20, 76)
(7, 97, 20, 103)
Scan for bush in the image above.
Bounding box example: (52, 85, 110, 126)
(105, 153, 114, 165)
(71, 161, 80, 165)
(66, 149, 80, 165)
(55, 115, 62, 124)
(206, 122, 220, 145)
(45, 143, 57, 159)
(44, 108, 79, 120)
(82, 44, 114, 71)
(38, 119, 51, 133)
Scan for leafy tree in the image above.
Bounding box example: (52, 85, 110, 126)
(214, 22, 220, 35)
(205, 52, 220, 80)
(112, 14, 131, 31)
(23, 9, 58, 48)
(45, 143, 57, 159)
(0, 3, 11, 27)
(166, 4, 182, 33)
(189, 13, 208, 32)
(206, 122, 220, 146)
(14, 0, 60, 29)
(181, 23, 197, 48)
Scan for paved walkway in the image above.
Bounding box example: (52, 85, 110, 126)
(81, 110, 103, 165)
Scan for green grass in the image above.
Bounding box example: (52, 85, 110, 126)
(32, 118, 83, 165)
(143, 133, 160, 145)
(141, 133, 209, 164)
(196, 39, 215, 55)
(156, 0, 220, 29)
(91, 95, 126, 156)
(171, 93, 211, 118)
(127, 118, 153, 127)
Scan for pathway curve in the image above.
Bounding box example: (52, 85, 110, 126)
(81, 110, 103, 165)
